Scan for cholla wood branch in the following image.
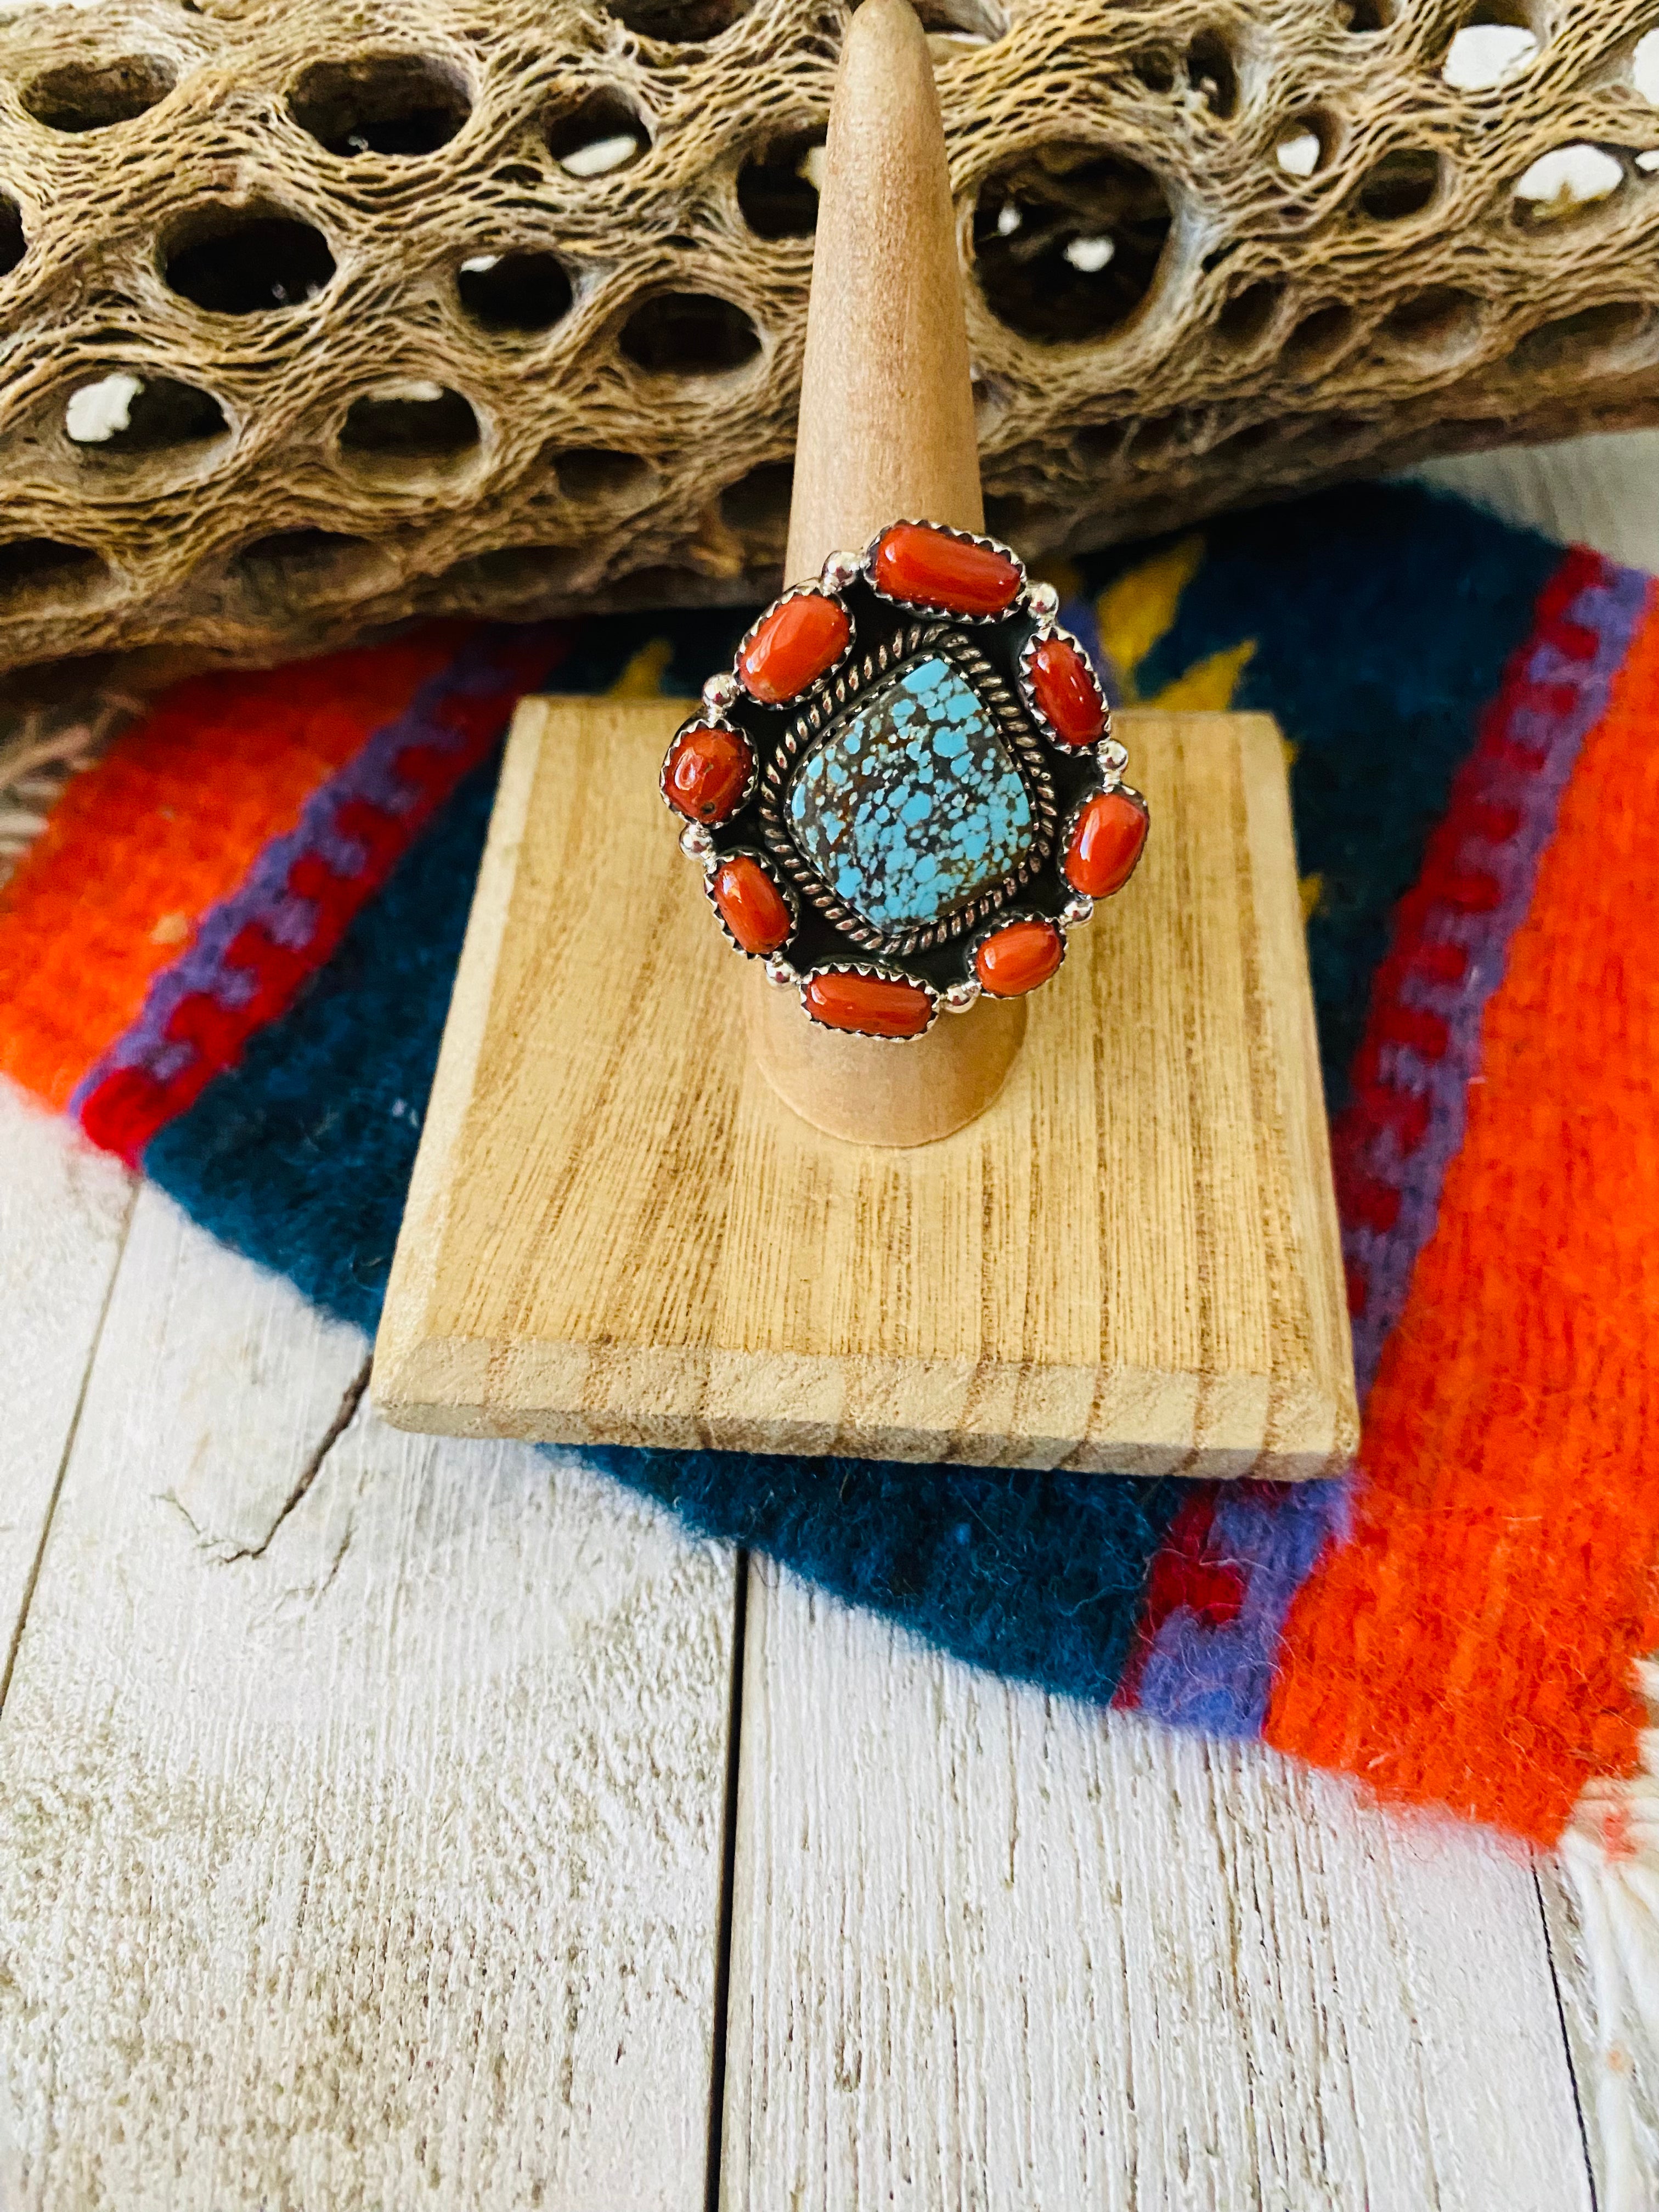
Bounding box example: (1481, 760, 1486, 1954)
(1, 0, 1658, 671)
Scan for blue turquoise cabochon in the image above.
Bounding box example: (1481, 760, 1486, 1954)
(785, 652, 1035, 932)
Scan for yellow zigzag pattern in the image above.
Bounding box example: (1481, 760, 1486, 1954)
(1096, 535, 1321, 917)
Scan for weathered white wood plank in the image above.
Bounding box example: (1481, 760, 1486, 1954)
(1533, 1861, 1644, 2212)
(0, 1076, 131, 1653)
(1410, 430, 1659, 575)
(0, 1182, 736, 2212)
(723, 1563, 1594, 2212)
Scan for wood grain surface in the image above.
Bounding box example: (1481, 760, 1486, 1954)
(374, 699, 1357, 1479)
(783, 0, 983, 583)
(723, 1557, 1595, 2212)
(0, 1090, 130, 1666)
(0, 1137, 735, 2211)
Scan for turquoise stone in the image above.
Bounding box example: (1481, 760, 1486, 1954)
(785, 653, 1033, 930)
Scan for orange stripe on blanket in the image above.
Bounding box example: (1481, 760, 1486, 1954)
(1267, 604, 1659, 1842)
(0, 633, 464, 1110)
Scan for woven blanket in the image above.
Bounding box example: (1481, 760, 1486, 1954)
(7, 484, 1659, 1888)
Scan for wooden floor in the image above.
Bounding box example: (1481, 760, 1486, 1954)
(3, 433, 1658, 2210)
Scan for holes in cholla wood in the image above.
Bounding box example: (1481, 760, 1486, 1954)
(1510, 300, 1652, 373)
(0, 198, 23, 279)
(1379, 285, 1481, 358)
(456, 251, 573, 334)
(618, 292, 761, 375)
(1186, 28, 1238, 120)
(544, 87, 650, 177)
(1128, 47, 1177, 93)
(1351, 147, 1442, 221)
(973, 146, 1171, 342)
(1215, 279, 1282, 350)
(1441, 1, 1540, 92)
(0, 540, 108, 611)
(719, 460, 792, 556)
(162, 207, 336, 315)
(737, 130, 825, 240)
(445, 544, 584, 601)
(233, 529, 391, 611)
(1276, 114, 1334, 179)
(912, 0, 1009, 63)
(1123, 410, 1187, 462)
(1636, 30, 1659, 105)
(338, 384, 479, 476)
(1339, 0, 1396, 29)
(64, 372, 227, 458)
(603, 0, 756, 41)
(287, 54, 472, 157)
(1513, 144, 1626, 225)
(554, 447, 657, 500)
(22, 53, 176, 131)
(1283, 300, 1356, 373)
(1071, 420, 1130, 470)
(1210, 416, 1289, 460)
(1124, 27, 1236, 114)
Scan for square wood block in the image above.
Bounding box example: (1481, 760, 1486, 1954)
(372, 698, 1358, 1479)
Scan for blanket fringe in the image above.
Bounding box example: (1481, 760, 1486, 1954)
(0, 690, 137, 889)
(1562, 1660, 1659, 2210)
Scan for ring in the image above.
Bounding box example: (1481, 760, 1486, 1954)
(660, 520, 1149, 1041)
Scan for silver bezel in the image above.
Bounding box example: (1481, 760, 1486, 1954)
(702, 846, 799, 962)
(1017, 622, 1113, 754)
(755, 622, 1060, 960)
(732, 582, 857, 706)
(865, 519, 1027, 628)
(798, 961, 941, 1042)
(659, 714, 758, 825)
(965, 907, 1069, 998)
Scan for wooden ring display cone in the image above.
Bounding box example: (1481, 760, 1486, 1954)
(749, 0, 1026, 1147)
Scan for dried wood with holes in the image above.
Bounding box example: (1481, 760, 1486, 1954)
(0, 0, 1657, 673)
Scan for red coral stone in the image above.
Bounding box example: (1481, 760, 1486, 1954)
(739, 592, 851, 704)
(1065, 789, 1148, 899)
(803, 968, 933, 1039)
(974, 918, 1065, 997)
(1029, 635, 1107, 746)
(713, 855, 792, 957)
(872, 523, 1022, 618)
(662, 723, 752, 825)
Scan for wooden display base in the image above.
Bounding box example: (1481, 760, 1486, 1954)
(371, 697, 1358, 1479)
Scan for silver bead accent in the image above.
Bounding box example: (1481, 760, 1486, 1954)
(702, 670, 740, 715)
(1099, 737, 1129, 781)
(941, 979, 982, 1013)
(1060, 894, 1095, 930)
(819, 548, 865, 591)
(764, 957, 800, 990)
(1025, 580, 1060, 622)
(679, 821, 715, 865)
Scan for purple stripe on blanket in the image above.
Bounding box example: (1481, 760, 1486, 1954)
(1131, 1481, 1348, 1737)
